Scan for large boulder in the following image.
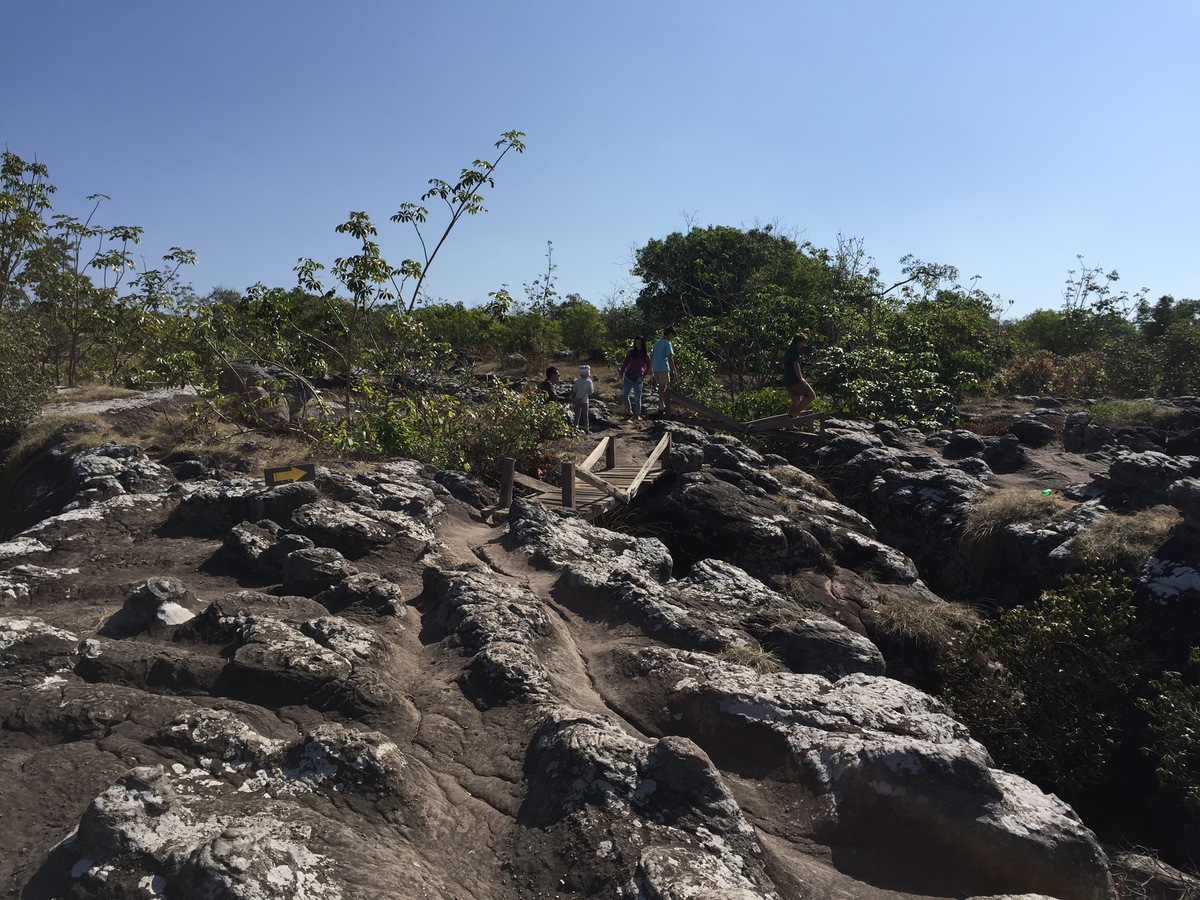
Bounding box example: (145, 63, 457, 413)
(622, 649, 1115, 900)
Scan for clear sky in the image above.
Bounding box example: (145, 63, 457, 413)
(3, 1, 1198, 318)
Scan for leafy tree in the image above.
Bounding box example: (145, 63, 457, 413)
(632, 224, 828, 327)
(1135, 295, 1200, 341)
(0, 151, 54, 308)
(412, 301, 497, 350)
(889, 287, 1004, 394)
(554, 296, 606, 352)
(297, 131, 525, 404)
(1156, 321, 1200, 396)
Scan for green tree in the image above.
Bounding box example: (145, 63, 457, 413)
(633, 224, 827, 326)
(0, 151, 54, 309)
(555, 296, 606, 352)
(1135, 295, 1200, 342)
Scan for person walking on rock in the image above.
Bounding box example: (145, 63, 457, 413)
(783, 332, 816, 417)
(617, 337, 652, 421)
(651, 326, 678, 415)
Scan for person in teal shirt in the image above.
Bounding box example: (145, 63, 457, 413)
(651, 326, 677, 415)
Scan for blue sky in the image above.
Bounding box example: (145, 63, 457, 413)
(3, 1, 1198, 318)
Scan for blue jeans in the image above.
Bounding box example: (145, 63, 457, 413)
(621, 376, 643, 415)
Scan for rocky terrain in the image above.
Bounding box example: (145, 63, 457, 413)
(2, 394, 1199, 899)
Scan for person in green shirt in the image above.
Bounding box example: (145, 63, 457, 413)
(783, 332, 816, 417)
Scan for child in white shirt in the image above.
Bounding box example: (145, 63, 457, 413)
(572, 365, 594, 433)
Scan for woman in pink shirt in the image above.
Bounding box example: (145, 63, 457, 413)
(617, 337, 652, 421)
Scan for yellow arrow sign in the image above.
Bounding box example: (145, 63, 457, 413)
(264, 464, 316, 486)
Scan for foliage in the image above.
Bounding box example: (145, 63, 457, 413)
(0, 151, 55, 308)
(886, 287, 1006, 394)
(814, 345, 956, 426)
(391, 131, 525, 312)
(1139, 651, 1200, 813)
(599, 296, 654, 348)
(940, 573, 1140, 790)
(633, 224, 816, 326)
(555, 297, 607, 352)
(721, 387, 787, 423)
(0, 307, 51, 445)
(312, 382, 572, 481)
(412, 301, 497, 350)
(1135, 294, 1200, 341)
(997, 350, 1056, 395)
(1157, 321, 1200, 397)
(1087, 399, 1183, 430)
(1051, 351, 1107, 398)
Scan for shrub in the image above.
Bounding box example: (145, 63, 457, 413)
(556, 301, 607, 353)
(721, 387, 787, 423)
(1139, 651, 1200, 814)
(940, 573, 1140, 790)
(999, 350, 1056, 395)
(0, 310, 51, 446)
(815, 345, 957, 427)
(1052, 351, 1107, 397)
(312, 383, 573, 482)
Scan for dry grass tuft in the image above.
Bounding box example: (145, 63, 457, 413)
(772, 467, 835, 500)
(46, 383, 142, 404)
(962, 488, 1075, 548)
(718, 642, 787, 674)
(1073, 508, 1182, 569)
(873, 595, 981, 649)
(959, 414, 1016, 437)
(772, 575, 831, 614)
(2, 415, 115, 470)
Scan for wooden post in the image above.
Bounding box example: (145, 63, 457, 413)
(499, 458, 515, 509)
(605, 433, 617, 470)
(561, 461, 575, 509)
(666, 430, 673, 469)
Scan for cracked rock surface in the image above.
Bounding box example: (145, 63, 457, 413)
(0, 425, 1122, 899)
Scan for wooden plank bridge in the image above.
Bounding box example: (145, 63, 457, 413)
(498, 431, 673, 522)
(494, 388, 824, 522)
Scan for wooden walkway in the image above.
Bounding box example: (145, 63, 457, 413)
(500, 431, 673, 521)
(662, 389, 826, 443)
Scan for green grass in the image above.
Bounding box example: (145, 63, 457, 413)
(1089, 399, 1184, 431)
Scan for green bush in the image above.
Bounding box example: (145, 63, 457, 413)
(940, 573, 1140, 791)
(0, 310, 51, 445)
(313, 383, 572, 482)
(721, 387, 788, 422)
(815, 345, 956, 427)
(998, 349, 1056, 395)
(556, 301, 607, 352)
(1139, 651, 1200, 814)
